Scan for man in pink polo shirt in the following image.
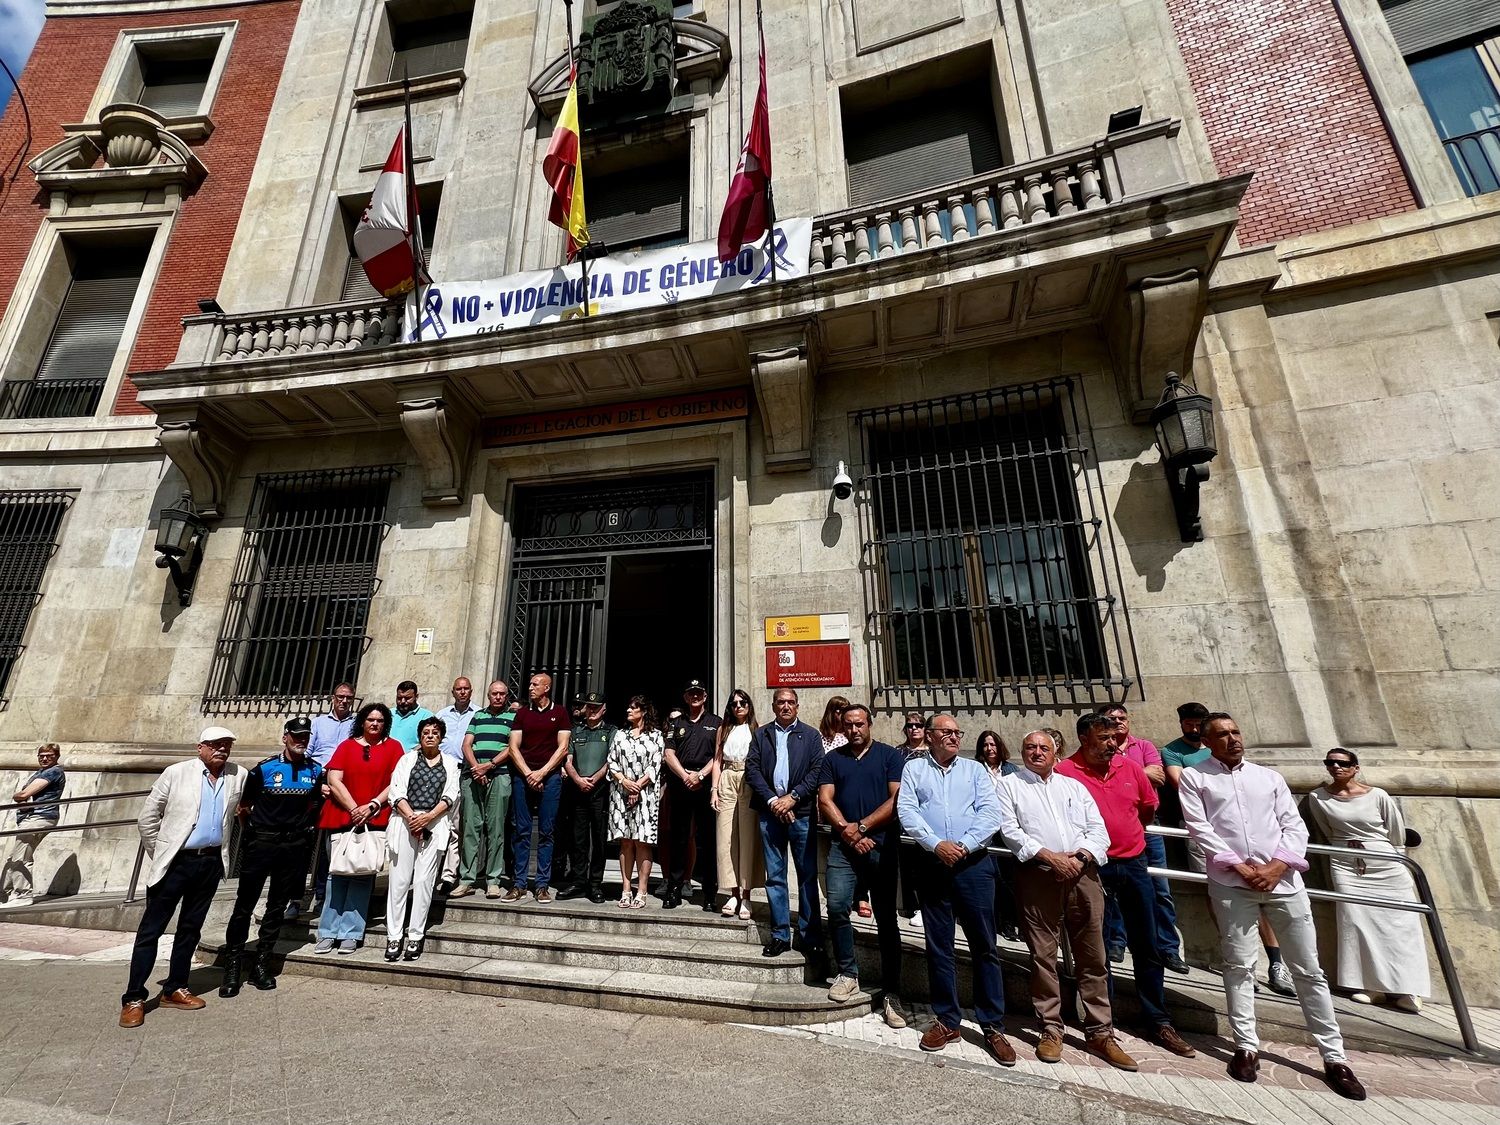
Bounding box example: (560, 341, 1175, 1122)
(1058, 713, 1194, 1059)
(1101, 704, 1186, 974)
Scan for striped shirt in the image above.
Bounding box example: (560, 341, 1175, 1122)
(466, 706, 517, 764)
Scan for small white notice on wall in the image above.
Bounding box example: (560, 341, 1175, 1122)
(414, 628, 434, 655)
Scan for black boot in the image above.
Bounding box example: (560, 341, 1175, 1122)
(249, 950, 277, 991)
(218, 948, 244, 998)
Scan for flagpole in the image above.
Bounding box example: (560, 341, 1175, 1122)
(564, 0, 590, 316)
(756, 0, 777, 283)
(402, 68, 426, 341)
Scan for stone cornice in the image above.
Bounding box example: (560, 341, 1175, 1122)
(47, 0, 281, 13)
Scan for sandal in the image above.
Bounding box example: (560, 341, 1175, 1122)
(857, 901, 873, 918)
(721, 896, 739, 917)
(618, 892, 633, 909)
(629, 892, 646, 909)
(738, 899, 752, 920)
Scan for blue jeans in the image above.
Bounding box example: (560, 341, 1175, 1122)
(1098, 850, 1170, 1028)
(511, 768, 563, 890)
(920, 850, 1006, 1030)
(760, 812, 821, 946)
(317, 872, 374, 941)
(1103, 832, 1180, 956)
(826, 840, 900, 988)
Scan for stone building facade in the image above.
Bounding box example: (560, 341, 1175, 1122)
(1, 0, 1498, 1003)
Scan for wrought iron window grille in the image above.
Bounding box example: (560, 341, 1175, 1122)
(512, 472, 713, 557)
(853, 377, 1140, 711)
(203, 465, 399, 716)
(0, 490, 75, 709)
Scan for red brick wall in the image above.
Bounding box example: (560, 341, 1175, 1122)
(0, 2, 300, 415)
(1164, 0, 1417, 246)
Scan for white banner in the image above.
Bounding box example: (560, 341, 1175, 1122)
(404, 218, 812, 343)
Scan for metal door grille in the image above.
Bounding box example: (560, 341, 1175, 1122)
(0, 491, 74, 708)
(204, 466, 398, 715)
(512, 472, 713, 556)
(853, 377, 1138, 711)
(503, 560, 607, 708)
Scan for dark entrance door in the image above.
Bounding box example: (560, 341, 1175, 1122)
(503, 471, 715, 721)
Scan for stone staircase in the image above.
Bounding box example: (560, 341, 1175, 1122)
(260, 893, 872, 1026)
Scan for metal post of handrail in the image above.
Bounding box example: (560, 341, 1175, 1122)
(124, 840, 146, 905)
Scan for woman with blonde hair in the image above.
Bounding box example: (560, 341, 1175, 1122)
(711, 689, 763, 919)
(2, 743, 64, 906)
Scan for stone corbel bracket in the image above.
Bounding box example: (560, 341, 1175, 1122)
(155, 408, 243, 520)
(1106, 257, 1210, 423)
(396, 377, 478, 507)
(748, 321, 818, 474)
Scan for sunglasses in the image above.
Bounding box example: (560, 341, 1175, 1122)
(732, 700, 750, 708)
(1323, 759, 1356, 769)
(904, 723, 924, 730)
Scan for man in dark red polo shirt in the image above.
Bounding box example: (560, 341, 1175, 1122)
(1057, 713, 1195, 1060)
(504, 672, 572, 903)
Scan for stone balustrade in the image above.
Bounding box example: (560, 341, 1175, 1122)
(185, 120, 1187, 367)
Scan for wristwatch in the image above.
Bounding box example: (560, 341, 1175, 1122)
(856, 821, 868, 836)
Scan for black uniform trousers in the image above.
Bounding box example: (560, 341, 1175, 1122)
(666, 776, 717, 896)
(226, 834, 312, 954)
(566, 782, 610, 891)
(123, 850, 222, 1004)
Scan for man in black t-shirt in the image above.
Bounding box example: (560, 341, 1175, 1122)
(818, 704, 906, 1026)
(663, 680, 721, 910)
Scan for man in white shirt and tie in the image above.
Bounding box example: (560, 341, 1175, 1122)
(998, 730, 1136, 1069)
(1179, 712, 1366, 1101)
(120, 726, 247, 1029)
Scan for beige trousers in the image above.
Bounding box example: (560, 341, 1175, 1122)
(715, 765, 764, 891)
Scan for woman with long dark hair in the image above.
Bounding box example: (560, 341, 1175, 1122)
(607, 696, 664, 909)
(710, 689, 763, 920)
(314, 702, 403, 954)
(975, 729, 1021, 942)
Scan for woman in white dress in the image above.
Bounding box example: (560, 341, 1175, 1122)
(607, 696, 664, 909)
(710, 690, 763, 920)
(1305, 748, 1429, 1011)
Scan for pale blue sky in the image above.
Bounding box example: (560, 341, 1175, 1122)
(0, 0, 45, 82)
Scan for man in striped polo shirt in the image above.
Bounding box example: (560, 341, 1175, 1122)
(451, 680, 517, 899)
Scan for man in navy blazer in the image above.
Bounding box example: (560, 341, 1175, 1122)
(746, 687, 825, 959)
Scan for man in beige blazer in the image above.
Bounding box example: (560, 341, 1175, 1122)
(120, 726, 246, 1028)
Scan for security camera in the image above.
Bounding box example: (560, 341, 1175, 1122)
(832, 460, 853, 501)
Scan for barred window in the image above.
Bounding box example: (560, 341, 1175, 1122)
(204, 467, 398, 715)
(0, 491, 74, 706)
(855, 378, 1138, 710)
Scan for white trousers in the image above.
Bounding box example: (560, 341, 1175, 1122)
(387, 828, 444, 942)
(441, 800, 462, 885)
(1210, 883, 1346, 1062)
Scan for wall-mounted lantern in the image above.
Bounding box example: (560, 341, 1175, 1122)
(1150, 371, 1217, 542)
(154, 490, 207, 606)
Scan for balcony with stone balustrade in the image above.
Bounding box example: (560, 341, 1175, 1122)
(133, 118, 1248, 512)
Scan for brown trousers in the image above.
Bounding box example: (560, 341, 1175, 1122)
(1016, 862, 1113, 1036)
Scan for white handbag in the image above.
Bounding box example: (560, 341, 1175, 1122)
(329, 825, 387, 877)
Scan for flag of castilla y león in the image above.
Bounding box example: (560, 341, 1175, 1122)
(353, 126, 420, 298)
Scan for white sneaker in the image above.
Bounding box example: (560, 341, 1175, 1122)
(882, 995, 908, 1029)
(4, 895, 32, 908)
(1349, 991, 1374, 1004)
(828, 974, 861, 1003)
(1394, 995, 1423, 1013)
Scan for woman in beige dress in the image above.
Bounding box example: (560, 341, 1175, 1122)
(710, 689, 762, 920)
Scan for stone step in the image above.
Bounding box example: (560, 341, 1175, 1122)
(433, 893, 763, 945)
(367, 919, 809, 985)
(275, 944, 872, 1026)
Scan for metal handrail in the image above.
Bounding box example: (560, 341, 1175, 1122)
(0, 789, 152, 813)
(2, 789, 153, 902)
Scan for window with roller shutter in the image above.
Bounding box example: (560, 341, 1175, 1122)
(585, 153, 689, 253)
(341, 184, 441, 302)
(842, 80, 1003, 209)
(137, 53, 214, 117)
(389, 10, 472, 80)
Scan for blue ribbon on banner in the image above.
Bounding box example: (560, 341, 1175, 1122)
(418, 287, 447, 339)
(753, 226, 794, 284)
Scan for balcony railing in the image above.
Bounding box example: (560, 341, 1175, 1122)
(0, 377, 106, 419)
(1442, 124, 1500, 198)
(188, 120, 1188, 367)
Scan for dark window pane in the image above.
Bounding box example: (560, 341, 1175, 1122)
(0, 492, 72, 703)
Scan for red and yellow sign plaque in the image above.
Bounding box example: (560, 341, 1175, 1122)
(483, 388, 749, 447)
(765, 642, 853, 688)
(762, 613, 851, 644)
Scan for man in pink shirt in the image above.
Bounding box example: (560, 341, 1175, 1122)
(1057, 714, 1195, 1059)
(1100, 704, 1186, 973)
(1178, 712, 1366, 1101)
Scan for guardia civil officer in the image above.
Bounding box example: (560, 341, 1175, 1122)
(220, 717, 325, 997)
(559, 691, 616, 902)
(663, 680, 721, 910)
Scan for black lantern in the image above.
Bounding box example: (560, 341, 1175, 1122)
(1150, 372, 1217, 542)
(154, 490, 207, 606)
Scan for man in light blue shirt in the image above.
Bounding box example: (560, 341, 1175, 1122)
(896, 713, 1014, 1066)
(389, 679, 435, 750)
(434, 676, 477, 889)
(309, 684, 356, 768)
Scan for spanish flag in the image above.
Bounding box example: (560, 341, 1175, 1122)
(543, 67, 589, 261)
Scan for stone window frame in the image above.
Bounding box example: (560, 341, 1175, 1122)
(85, 21, 239, 131)
(0, 211, 176, 429)
(353, 0, 473, 109)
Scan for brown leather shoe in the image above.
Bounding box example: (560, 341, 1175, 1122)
(983, 1028, 1017, 1067)
(1152, 1024, 1197, 1058)
(157, 987, 205, 1011)
(119, 1000, 145, 1029)
(1084, 1033, 1139, 1071)
(919, 1022, 960, 1052)
(534, 888, 553, 904)
(1228, 1048, 1259, 1083)
(501, 887, 526, 902)
(1035, 1028, 1063, 1063)
(1323, 1062, 1367, 1101)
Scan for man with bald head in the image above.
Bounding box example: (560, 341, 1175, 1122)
(505, 672, 572, 903)
(435, 677, 478, 890)
(453, 680, 516, 899)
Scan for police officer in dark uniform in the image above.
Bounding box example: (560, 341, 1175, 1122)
(663, 680, 721, 910)
(220, 717, 324, 997)
(559, 690, 616, 903)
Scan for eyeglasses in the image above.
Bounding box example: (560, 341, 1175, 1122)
(1323, 759, 1355, 769)
(933, 728, 965, 740)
